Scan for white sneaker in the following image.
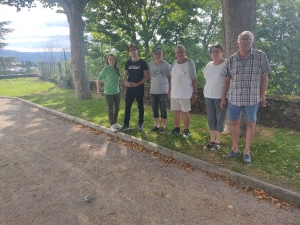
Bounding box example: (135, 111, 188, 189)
(110, 125, 117, 132)
(114, 123, 122, 129)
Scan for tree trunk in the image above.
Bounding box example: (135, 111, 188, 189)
(222, 0, 256, 136)
(61, 1, 91, 99)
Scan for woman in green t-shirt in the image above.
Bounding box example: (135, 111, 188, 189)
(97, 54, 121, 132)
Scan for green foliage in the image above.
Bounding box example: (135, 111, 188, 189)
(37, 60, 73, 88)
(84, 0, 222, 84)
(0, 21, 13, 49)
(256, 0, 300, 95)
(1, 77, 300, 192)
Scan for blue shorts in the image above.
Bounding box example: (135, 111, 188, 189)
(227, 102, 259, 123)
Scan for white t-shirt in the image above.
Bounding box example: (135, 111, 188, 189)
(171, 59, 197, 99)
(149, 60, 171, 94)
(203, 60, 227, 99)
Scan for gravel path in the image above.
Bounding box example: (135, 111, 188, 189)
(0, 98, 299, 225)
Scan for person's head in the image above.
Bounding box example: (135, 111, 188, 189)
(106, 54, 117, 66)
(209, 44, 224, 61)
(127, 43, 139, 58)
(106, 54, 120, 76)
(236, 31, 254, 51)
(153, 47, 163, 61)
(175, 45, 186, 61)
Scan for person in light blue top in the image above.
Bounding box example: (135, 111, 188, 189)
(97, 54, 121, 132)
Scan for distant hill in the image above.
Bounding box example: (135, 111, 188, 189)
(0, 50, 71, 62)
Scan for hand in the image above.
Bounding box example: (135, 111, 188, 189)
(167, 92, 171, 101)
(260, 99, 267, 107)
(220, 99, 226, 109)
(191, 94, 197, 103)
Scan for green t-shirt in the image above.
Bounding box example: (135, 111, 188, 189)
(97, 66, 120, 95)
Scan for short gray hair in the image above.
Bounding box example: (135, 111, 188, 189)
(238, 31, 254, 43)
(175, 45, 186, 52)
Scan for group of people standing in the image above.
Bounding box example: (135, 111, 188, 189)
(96, 31, 270, 164)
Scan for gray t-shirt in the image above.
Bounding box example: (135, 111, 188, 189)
(149, 60, 171, 94)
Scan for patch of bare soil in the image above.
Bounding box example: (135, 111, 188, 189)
(0, 98, 299, 225)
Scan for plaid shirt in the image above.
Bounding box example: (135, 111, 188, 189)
(222, 49, 271, 106)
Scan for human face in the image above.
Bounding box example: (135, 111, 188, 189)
(129, 47, 138, 57)
(107, 56, 116, 66)
(153, 51, 163, 61)
(175, 48, 186, 61)
(237, 34, 253, 52)
(210, 47, 223, 61)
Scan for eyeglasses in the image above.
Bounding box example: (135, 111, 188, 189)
(211, 50, 221, 54)
(239, 38, 252, 43)
(154, 52, 162, 55)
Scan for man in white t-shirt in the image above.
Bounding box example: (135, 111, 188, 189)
(149, 48, 171, 133)
(168, 45, 197, 138)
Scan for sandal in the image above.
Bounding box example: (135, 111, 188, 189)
(206, 142, 215, 149)
(212, 143, 221, 151)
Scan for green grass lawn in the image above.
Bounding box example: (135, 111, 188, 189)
(1, 77, 300, 193)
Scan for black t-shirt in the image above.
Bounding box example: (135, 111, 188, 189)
(125, 59, 149, 88)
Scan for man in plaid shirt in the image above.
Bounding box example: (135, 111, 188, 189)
(220, 31, 271, 163)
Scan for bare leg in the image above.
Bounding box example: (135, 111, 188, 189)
(182, 112, 190, 129)
(174, 111, 181, 128)
(209, 130, 216, 142)
(244, 121, 256, 154)
(216, 132, 222, 143)
(154, 118, 159, 127)
(161, 118, 167, 127)
(231, 119, 240, 152)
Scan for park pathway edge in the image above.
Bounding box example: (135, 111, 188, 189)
(2, 95, 299, 207)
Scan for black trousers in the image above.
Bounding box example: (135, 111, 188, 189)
(123, 87, 144, 126)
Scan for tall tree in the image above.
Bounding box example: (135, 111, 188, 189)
(2, 0, 91, 99)
(221, 0, 256, 135)
(256, 0, 300, 95)
(85, 0, 200, 60)
(0, 21, 13, 49)
(221, 0, 256, 57)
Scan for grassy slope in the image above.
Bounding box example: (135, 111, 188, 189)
(1, 77, 299, 192)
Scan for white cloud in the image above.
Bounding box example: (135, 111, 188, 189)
(0, 3, 70, 52)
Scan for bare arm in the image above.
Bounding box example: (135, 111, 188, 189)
(96, 80, 101, 95)
(191, 77, 197, 103)
(167, 73, 171, 100)
(260, 73, 269, 107)
(220, 76, 230, 109)
(124, 70, 130, 86)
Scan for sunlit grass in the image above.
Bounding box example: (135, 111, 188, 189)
(1, 77, 300, 192)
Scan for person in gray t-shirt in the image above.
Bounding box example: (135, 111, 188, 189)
(149, 47, 171, 133)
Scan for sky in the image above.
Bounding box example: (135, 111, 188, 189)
(0, 3, 70, 52)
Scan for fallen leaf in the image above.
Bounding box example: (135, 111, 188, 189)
(228, 205, 233, 209)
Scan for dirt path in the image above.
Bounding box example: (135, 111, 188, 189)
(0, 98, 299, 225)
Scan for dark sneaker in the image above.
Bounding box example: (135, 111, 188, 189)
(168, 128, 180, 135)
(138, 123, 144, 132)
(243, 154, 252, 163)
(119, 125, 130, 132)
(159, 127, 166, 133)
(225, 150, 241, 158)
(150, 126, 160, 132)
(206, 142, 215, 149)
(182, 129, 190, 139)
(212, 143, 221, 151)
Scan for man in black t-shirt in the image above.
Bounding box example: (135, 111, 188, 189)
(119, 43, 150, 132)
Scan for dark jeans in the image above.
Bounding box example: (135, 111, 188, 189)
(105, 93, 120, 126)
(124, 87, 144, 126)
(150, 94, 168, 119)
